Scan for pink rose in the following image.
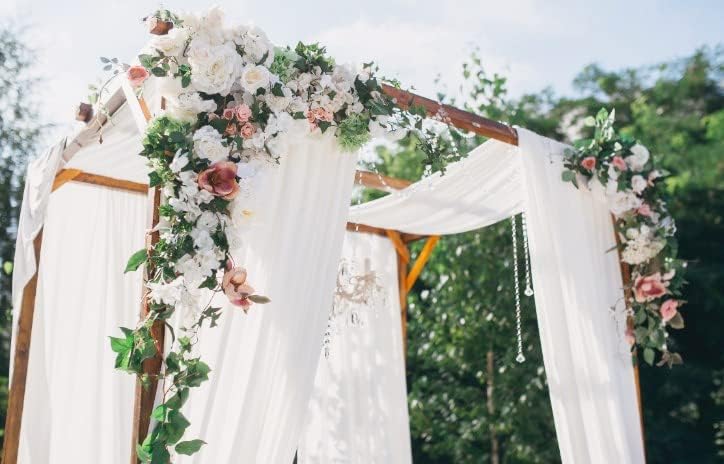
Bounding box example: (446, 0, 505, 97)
(224, 123, 238, 137)
(581, 156, 597, 171)
(659, 299, 679, 322)
(223, 108, 236, 119)
(314, 107, 333, 122)
(633, 272, 667, 303)
(612, 156, 627, 171)
(637, 203, 653, 217)
(625, 326, 636, 346)
(198, 161, 240, 200)
(240, 122, 256, 139)
(235, 104, 252, 123)
(127, 66, 150, 87)
(222, 266, 255, 311)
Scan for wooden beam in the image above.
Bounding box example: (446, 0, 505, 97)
(354, 170, 412, 192)
(381, 83, 519, 146)
(130, 187, 163, 464)
(384, 230, 410, 263)
(2, 232, 42, 464)
(405, 236, 440, 292)
(395, 241, 410, 356)
(52, 169, 148, 194)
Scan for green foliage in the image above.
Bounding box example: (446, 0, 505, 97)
(337, 113, 371, 151)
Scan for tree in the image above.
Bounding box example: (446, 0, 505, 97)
(0, 24, 42, 440)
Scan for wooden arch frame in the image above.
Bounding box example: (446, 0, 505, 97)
(2, 82, 643, 464)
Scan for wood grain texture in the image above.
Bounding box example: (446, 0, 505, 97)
(2, 233, 42, 464)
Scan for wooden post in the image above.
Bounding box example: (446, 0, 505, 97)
(129, 187, 163, 464)
(2, 232, 42, 464)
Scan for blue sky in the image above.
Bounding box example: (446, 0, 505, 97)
(2, 0, 722, 139)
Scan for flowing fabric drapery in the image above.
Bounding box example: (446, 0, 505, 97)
(517, 128, 645, 463)
(18, 183, 147, 463)
(298, 232, 412, 464)
(349, 133, 644, 463)
(176, 128, 358, 463)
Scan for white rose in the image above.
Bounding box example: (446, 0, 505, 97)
(170, 151, 190, 173)
(239, 26, 274, 66)
(148, 27, 189, 57)
(607, 190, 642, 217)
(166, 91, 217, 122)
(192, 126, 230, 163)
(187, 38, 242, 96)
(631, 175, 647, 194)
(625, 144, 650, 171)
(240, 65, 271, 93)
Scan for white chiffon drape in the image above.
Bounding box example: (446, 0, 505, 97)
(298, 232, 412, 464)
(19, 183, 146, 463)
(176, 130, 358, 463)
(517, 128, 645, 464)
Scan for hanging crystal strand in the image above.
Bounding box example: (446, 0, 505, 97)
(521, 212, 534, 297)
(511, 214, 525, 363)
(323, 316, 333, 359)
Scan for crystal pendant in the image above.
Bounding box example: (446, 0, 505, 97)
(516, 354, 526, 363)
(524, 286, 534, 297)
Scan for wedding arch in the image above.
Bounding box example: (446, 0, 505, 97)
(4, 7, 686, 464)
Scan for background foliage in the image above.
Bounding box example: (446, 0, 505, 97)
(0, 23, 721, 462)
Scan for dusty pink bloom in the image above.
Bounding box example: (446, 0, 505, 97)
(197, 161, 240, 200)
(612, 156, 628, 171)
(235, 104, 252, 123)
(240, 122, 256, 139)
(314, 107, 333, 122)
(633, 272, 667, 303)
(625, 326, 636, 346)
(222, 108, 236, 119)
(222, 266, 255, 311)
(581, 156, 597, 171)
(224, 123, 238, 137)
(660, 299, 679, 322)
(127, 66, 150, 87)
(207, 112, 220, 121)
(637, 203, 653, 217)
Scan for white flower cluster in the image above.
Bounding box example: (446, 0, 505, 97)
(621, 224, 666, 265)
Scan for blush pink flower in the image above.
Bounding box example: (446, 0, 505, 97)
(224, 123, 238, 137)
(222, 108, 236, 119)
(240, 122, 256, 139)
(581, 156, 597, 171)
(612, 156, 628, 171)
(235, 104, 252, 123)
(625, 326, 636, 346)
(637, 203, 653, 217)
(197, 161, 240, 200)
(314, 107, 333, 122)
(127, 66, 150, 87)
(222, 266, 255, 311)
(633, 272, 667, 303)
(659, 299, 679, 322)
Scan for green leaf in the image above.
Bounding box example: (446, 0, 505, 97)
(165, 410, 191, 444)
(166, 388, 190, 410)
(151, 67, 167, 77)
(136, 443, 152, 463)
(181, 74, 191, 88)
(151, 404, 169, 422)
(643, 348, 655, 366)
(561, 170, 576, 183)
(248, 294, 271, 304)
(668, 312, 685, 329)
(125, 249, 148, 273)
(175, 439, 206, 455)
(3, 261, 13, 275)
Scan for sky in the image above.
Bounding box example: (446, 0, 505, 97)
(1, 0, 722, 141)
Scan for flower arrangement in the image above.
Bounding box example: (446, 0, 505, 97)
(107, 6, 466, 462)
(561, 109, 686, 368)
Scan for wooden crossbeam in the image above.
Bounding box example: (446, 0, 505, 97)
(405, 236, 440, 292)
(52, 169, 148, 194)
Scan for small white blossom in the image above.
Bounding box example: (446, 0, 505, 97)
(193, 126, 230, 163)
(626, 144, 650, 171)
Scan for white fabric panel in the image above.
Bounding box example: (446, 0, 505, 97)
(348, 140, 521, 235)
(518, 128, 645, 464)
(65, 104, 150, 183)
(299, 232, 412, 464)
(12, 139, 67, 343)
(177, 130, 358, 463)
(18, 183, 147, 464)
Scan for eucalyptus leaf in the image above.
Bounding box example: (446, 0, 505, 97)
(125, 248, 148, 273)
(175, 439, 206, 455)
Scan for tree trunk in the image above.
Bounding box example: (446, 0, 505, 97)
(487, 350, 500, 464)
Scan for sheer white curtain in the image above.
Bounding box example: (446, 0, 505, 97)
(298, 231, 412, 464)
(518, 128, 645, 464)
(18, 182, 147, 463)
(177, 129, 358, 463)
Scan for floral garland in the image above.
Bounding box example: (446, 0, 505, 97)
(107, 7, 466, 462)
(561, 109, 686, 368)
